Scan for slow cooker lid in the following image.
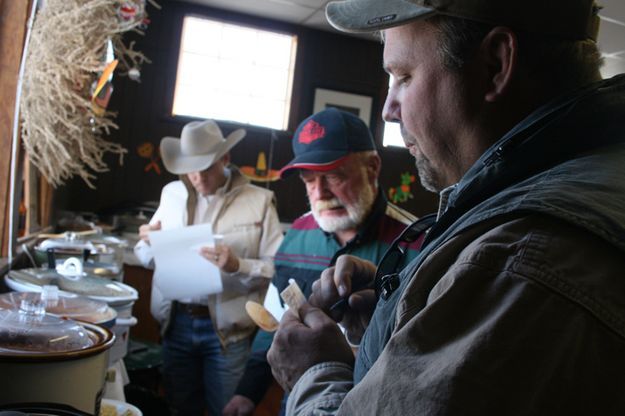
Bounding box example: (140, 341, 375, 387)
(0, 299, 93, 354)
(0, 291, 115, 325)
(7, 266, 136, 298)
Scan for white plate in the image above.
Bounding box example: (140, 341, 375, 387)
(100, 398, 142, 416)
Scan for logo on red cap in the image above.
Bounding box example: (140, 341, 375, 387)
(298, 120, 325, 144)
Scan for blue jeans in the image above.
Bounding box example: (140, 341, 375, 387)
(162, 311, 250, 416)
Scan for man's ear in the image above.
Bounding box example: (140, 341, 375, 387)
(480, 27, 518, 102)
(367, 153, 382, 183)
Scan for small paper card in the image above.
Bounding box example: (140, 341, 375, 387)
(280, 278, 306, 310)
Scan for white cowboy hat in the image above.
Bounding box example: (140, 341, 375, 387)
(160, 120, 246, 174)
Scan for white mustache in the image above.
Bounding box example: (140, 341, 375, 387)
(314, 198, 344, 211)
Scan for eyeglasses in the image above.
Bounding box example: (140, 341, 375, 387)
(374, 213, 436, 300)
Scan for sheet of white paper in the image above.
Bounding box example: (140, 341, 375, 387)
(188, 235, 223, 253)
(150, 223, 222, 300)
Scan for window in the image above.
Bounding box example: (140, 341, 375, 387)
(383, 121, 404, 147)
(382, 75, 404, 148)
(172, 16, 298, 130)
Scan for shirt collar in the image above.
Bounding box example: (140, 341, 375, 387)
(437, 184, 457, 221)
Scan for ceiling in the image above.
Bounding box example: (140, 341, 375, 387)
(175, 0, 625, 78)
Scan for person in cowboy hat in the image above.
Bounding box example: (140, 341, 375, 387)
(134, 119, 284, 416)
(266, 0, 625, 415)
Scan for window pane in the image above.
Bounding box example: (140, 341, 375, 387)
(255, 32, 294, 68)
(382, 74, 406, 147)
(251, 67, 289, 100)
(383, 122, 404, 147)
(182, 18, 221, 56)
(173, 16, 297, 130)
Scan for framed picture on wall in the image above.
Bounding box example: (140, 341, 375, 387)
(313, 88, 373, 126)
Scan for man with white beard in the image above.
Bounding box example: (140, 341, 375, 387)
(223, 108, 424, 416)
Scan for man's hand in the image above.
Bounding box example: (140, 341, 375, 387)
(200, 244, 240, 273)
(222, 395, 255, 416)
(138, 220, 161, 244)
(309, 254, 377, 344)
(267, 303, 354, 392)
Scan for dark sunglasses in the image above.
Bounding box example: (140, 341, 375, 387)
(375, 213, 436, 300)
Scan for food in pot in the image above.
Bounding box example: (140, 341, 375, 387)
(0, 307, 94, 354)
(100, 403, 134, 416)
(99, 402, 136, 416)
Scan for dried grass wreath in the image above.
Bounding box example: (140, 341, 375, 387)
(20, 0, 159, 188)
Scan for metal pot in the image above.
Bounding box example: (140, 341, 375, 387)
(33, 233, 127, 280)
(0, 300, 115, 415)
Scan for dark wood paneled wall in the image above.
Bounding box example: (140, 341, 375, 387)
(54, 0, 438, 224)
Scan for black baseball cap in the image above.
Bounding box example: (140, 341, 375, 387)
(279, 108, 376, 178)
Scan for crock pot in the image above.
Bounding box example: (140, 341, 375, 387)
(34, 233, 127, 280)
(0, 299, 115, 415)
(0, 290, 134, 367)
(5, 261, 138, 365)
(34, 234, 104, 265)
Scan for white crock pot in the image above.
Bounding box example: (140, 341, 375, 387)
(4, 263, 139, 367)
(0, 300, 115, 415)
(33, 233, 128, 281)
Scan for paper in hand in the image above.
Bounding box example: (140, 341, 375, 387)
(150, 223, 223, 300)
(280, 278, 306, 310)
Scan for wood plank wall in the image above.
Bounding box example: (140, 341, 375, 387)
(0, 0, 32, 256)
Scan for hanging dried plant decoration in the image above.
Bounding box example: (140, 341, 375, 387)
(19, 0, 159, 189)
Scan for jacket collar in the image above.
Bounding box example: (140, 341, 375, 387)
(426, 75, 625, 248)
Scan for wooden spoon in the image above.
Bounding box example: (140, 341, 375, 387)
(245, 300, 279, 332)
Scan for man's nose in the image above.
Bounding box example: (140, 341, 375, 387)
(382, 85, 401, 123)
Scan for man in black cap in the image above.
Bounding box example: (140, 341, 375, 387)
(267, 0, 625, 414)
(223, 107, 424, 415)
